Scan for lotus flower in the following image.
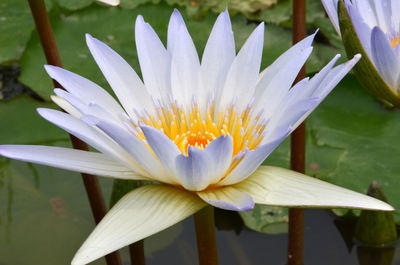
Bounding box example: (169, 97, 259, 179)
(0, 9, 393, 265)
(322, 0, 400, 106)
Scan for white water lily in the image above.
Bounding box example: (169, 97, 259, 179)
(322, 0, 400, 93)
(96, 0, 119, 6)
(0, 9, 393, 265)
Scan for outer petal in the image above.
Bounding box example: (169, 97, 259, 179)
(197, 186, 254, 211)
(37, 108, 148, 175)
(235, 166, 394, 211)
(218, 23, 264, 112)
(135, 15, 171, 104)
(85, 34, 154, 118)
(201, 9, 235, 112)
(175, 135, 233, 191)
(0, 145, 144, 180)
(91, 118, 174, 184)
(167, 9, 185, 52)
(321, 0, 340, 35)
(71, 185, 206, 265)
(44, 65, 125, 119)
(371, 26, 400, 89)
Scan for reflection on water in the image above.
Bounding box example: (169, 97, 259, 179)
(0, 158, 399, 265)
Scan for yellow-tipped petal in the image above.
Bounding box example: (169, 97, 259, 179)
(72, 185, 206, 265)
(234, 166, 394, 211)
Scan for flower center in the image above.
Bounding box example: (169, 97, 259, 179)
(390, 34, 400, 48)
(129, 97, 267, 157)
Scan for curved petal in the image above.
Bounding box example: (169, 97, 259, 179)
(135, 15, 171, 104)
(321, 0, 340, 35)
(218, 23, 264, 112)
(371, 26, 400, 89)
(170, 20, 200, 109)
(44, 65, 124, 118)
(175, 135, 233, 191)
(92, 118, 174, 184)
(235, 166, 394, 211)
(167, 9, 185, 52)
(0, 145, 144, 180)
(201, 9, 235, 112)
(72, 185, 206, 265)
(140, 125, 181, 181)
(37, 108, 147, 175)
(85, 34, 154, 118)
(218, 130, 289, 186)
(197, 186, 254, 211)
(50, 95, 81, 118)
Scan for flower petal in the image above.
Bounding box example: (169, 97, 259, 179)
(371, 26, 400, 89)
(197, 186, 254, 211)
(90, 118, 175, 184)
(321, 0, 340, 35)
(201, 9, 235, 111)
(218, 130, 289, 186)
(71, 185, 206, 265)
(37, 108, 147, 175)
(135, 15, 171, 104)
(167, 9, 185, 52)
(44, 65, 125, 119)
(218, 22, 264, 112)
(85, 34, 154, 118)
(140, 125, 181, 181)
(175, 135, 233, 191)
(0, 145, 143, 179)
(235, 166, 394, 211)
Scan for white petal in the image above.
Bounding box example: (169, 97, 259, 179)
(235, 166, 394, 211)
(167, 9, 185, 52)
(140, 125, 181, 181)
(201, 9, 235, 112)
(197, 186, 254, 211)
(92, 119, 174, 184)
(85, 34, 154, 118)
(321, 0, 340, 35)
(353, 0, 377, 29)
(135, 15, 171, 104)
(170, 21, 200, 109)
(44, 65, 124, 119)
(218, 23, 264, 112)
(50, 95, 81, 118)
(0, 145, 143, 180)
(37, 108, 147, 175)
(253, 31, 317, 102)
(219, 130, 289, 186)
(371, 27, 400, 89)
(96, 0, 119, 6)
(72, 185, 206, 265)
(347, 4, 373, 58)
(290, 54, 361, 131)
(253, 47, 313, 119)
(175, 135, 233, 191)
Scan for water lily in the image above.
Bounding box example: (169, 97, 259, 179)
(96, 0, 119, 6)
(0, 9, 393, 265)
(322, 0, 400, 106)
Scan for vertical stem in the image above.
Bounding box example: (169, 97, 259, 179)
(27, 1, 122, 265)
(129, 241, 146, 265)
(288, 0, 306, 265)
(194, 206, 218, 265)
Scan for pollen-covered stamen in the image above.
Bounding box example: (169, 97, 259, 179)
(390, 34, 400, 48)
(127, 97, 267, 157)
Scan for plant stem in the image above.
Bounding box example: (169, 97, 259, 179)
(288, 0, 306, 265)
(194, 206, 218, 265)
(129, 241, 146, 265)
(27, 1, 122, 264)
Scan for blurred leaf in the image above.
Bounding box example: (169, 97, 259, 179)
(55, 0, 95, 11)
(0, 95, 67, 144)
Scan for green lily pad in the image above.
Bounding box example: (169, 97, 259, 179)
(239, 204, 288, 234)
(0, 95, 68, 144)
(55, 0, 95, 11)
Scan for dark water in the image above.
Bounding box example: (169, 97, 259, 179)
(0, 159, 399, 265)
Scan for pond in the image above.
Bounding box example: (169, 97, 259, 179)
(0, 158, 399, 265)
